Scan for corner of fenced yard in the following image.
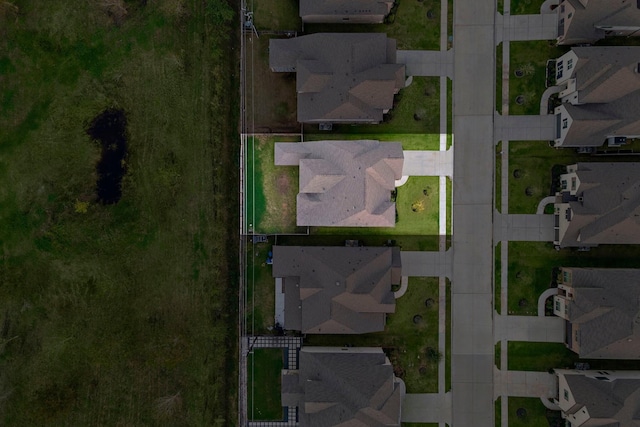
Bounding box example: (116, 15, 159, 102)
(252, 0, 300, 31)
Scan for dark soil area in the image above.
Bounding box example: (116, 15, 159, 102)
(87, 108, 128, 204)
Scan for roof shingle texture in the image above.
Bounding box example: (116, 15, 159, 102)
(559, 0, 640, 45)
(565, 268, 640, 359)
(299, 0, 394, 23)
(272, 246, 401, 334)
(275, 140, 404, 227)
(282, 347, 402, 426)
(557, 163, 640, 247)
(269, 33, 405, 123)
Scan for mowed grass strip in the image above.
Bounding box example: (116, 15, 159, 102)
(247, 349, 284, 421)
(0, 0, 238, 424)
(305, 277, 440, 393)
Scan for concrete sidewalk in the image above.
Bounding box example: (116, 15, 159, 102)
(494, 315, 565, 343)
(400, 250, 453, 278)
(402, 149, 453, 177)
(494, 114, 556, 142)
(493, 213, 555, 241)
(397, 50, 454, 78)
(495, 13, 558, 42)
(402, 392, 452, 424)
(494, 369, 557, 398)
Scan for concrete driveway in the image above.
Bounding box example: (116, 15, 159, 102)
(402, 149, 453, 177)
(397, 50, 454, 77)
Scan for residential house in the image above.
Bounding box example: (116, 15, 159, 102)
(552, 47, 640, 148)
(557, 0, 640, 45)
(300, 0, 395, 24)
(282, 346, 404, 426)
(554, 369, 640, 426)
(554, 267, 640, 358)
(272, 245, 401, 334)
(554, 163, 640, 248)
(269, 33, 405, 124)
(275, 140, 404, 227)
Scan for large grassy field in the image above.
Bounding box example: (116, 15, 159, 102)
(306, 277, 441, 393)
(0, 1, 238, 425)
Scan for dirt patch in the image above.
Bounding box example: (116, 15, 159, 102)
(276, 172, 291, 195)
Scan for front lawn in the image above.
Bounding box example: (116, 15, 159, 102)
(508, 397, 553, 427)
(508, 342, 577, 372)
(508, 241, 640, 314)
(510, 0, 546, 15)
(305, 277, 441, 393)
(509, 41, 567, 115)
(248, 348, 284, 421)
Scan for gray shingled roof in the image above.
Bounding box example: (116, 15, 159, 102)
(555, 90, 640, 147)
(272, 246, 401, 334)
(557, 0, 640, 45)
(299, 0, 395, 24)
(269, 33, 405, 123)
(275, 140, 404, 227)
(562, 47, 640, 104)
(556, 163, 640, 247)
(562, 373, 640, 425)
(283, 347, 402, 427)
(563, 268, 640, 359)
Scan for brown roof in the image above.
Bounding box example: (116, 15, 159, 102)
(269, 33, 405, 124)
(564, 47, 640, 104)
(299, 0, 395, 24)
(557, 0, 640, 45)
(282, 347, 402, 426)
(275, 140, 404, 227)
(555, 163, 640, 247)
(561, 268, 640, 359)
(272, 246, 401, 334)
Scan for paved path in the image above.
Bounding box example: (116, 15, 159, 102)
(451, 0, 496, 423)
(400, 250, 452, 278)
(493, 213, 555, 241)
(494, 114, 556, 142)
(402, 392, 452, 424)
(495, 13, 558, 42)
(538, 287, 558, 317)
(397, 50, 454, 78)
(493, 369, 557, 398)
(394, 276, 409, 298)
(536, 195, 556, 214)
(540, 85, 561, 115)
(402, 149, 453, 177)
(494, 315, 565, 343)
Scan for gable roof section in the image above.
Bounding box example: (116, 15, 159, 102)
(557, 163, 640, 247)
(272, 246, 401, 334)
(558, 0, 640, 45)
(560, 372, 640, 425)
(569, 47, 640, 104)
(299, 0, 395, 24)
(557, 90, 640, 147)
(564, 268, 640, 358)
(269, 33, 405, 123)
(284, 347, 402, 427)
(275, 140, 403, 227)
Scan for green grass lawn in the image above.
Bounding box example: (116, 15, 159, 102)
(508, 241, 640, 315)
(445, 279, 451, 392)
(248, 349, 284, 421)
(305, 133, 440, 151)
(252, 0, 300, 30)
(303, 0, 440, 50)
(247, 135, 303, 234)
(305, 77, 440, 135)
(509, 41, 567, 115)
(246, 241, 276, 334)
(306, 277, 441, 393)
(0, 0, 238, 424)
(495, 141, 502, 211)
(510, 0, 546, 14)
(496, 42, 503, 114)
(495, 397, 502, 427)
(447, 78, 453, 149)
(495, 341, 502, 370)
(508, 397, 551, 427)
(494, 242, 502, 314)
(315, 176, 440, 237)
